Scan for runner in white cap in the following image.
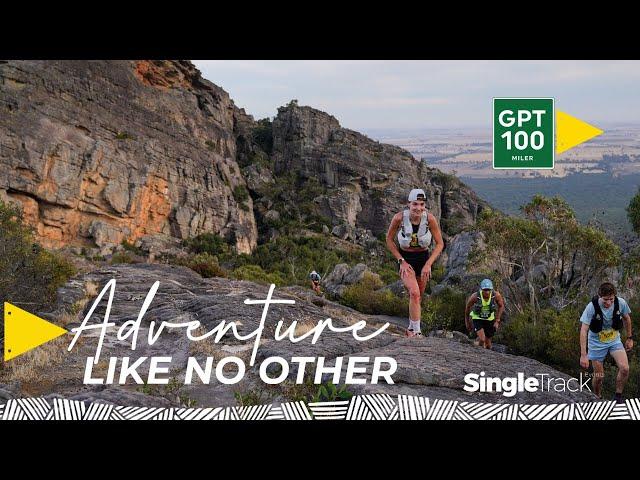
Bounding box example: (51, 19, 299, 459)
(385, 188, 445, 337)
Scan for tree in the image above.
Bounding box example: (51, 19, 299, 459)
(474, 196, 620, 320)
(0, 200, 76, 338)
(627, 188, 640, 234)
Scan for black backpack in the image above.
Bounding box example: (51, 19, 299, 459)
(589, 295, 623, 333)
(473, 291, 496, 319)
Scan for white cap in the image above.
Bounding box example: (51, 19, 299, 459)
(408, 188, 426, 201)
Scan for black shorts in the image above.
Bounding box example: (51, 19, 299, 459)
(472, 319, 496, 338)
(399, 249, 429, 276)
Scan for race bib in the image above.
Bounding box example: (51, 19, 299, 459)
(598, 329, 618, 343)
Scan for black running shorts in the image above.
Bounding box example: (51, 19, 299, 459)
(399, 249, 429, 277)
(472, 318, 496, 338)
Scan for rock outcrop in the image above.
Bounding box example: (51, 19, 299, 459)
(0, 264, 597, 407)
(322, 263, 379, 298)
(271, 102, 486, 240)
(1, 61, 487, 266)
(0, 60, 257, 253)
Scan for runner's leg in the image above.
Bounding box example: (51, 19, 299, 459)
(610, 348, 630, 395)
(591, 360, 604, 398)
(476, 327, 486, 348)
(401, 268, 421, 325)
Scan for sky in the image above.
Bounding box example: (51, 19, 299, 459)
(192, 61, 640, 133)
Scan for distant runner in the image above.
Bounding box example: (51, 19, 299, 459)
(386, 188, 444, 337)
(309, 270, 322, 295)
(579, 282, 633, 403)
(465, 279, 505, 350)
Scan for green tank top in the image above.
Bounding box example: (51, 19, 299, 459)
(470, 291, 496, 321)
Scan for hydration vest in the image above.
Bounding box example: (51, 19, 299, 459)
(589, 295, 623, 333)
(470, 290, 496, 321)
(397, 210, 431, 249)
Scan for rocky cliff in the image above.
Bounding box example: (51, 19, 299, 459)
(0, 60, 257, 254)
(1, 60, 486, 258)
(269, 102, 484, 242)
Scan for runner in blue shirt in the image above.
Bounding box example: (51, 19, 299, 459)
(579, 282, 634, 403)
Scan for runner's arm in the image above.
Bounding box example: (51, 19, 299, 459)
(495, 292, 505, 322)
(580, 323, 589, 357)
(623, 313, 633, 348)
(385, 213, 403, 261)
(464, 294, 477, 327)
(425, 213, 444, 268)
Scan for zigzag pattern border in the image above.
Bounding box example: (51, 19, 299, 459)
(0, 395, 636, 420)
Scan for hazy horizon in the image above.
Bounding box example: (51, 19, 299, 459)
(193, 60, 640, 132)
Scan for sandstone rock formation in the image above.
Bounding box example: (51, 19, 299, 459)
(322, 263, 379, 298)
(271, 102, 486, 240)
(1, 60, 486, 272)
(0, 60, 257, 253)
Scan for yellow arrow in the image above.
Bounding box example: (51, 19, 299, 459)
(4, 302, 68, 361)
(556, 110, 603, 154)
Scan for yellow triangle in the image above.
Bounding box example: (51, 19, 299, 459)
(556, 110, 603, 154)
(4, 302, 68, 361)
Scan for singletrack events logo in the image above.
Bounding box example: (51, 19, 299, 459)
(463, 372, 593, 398)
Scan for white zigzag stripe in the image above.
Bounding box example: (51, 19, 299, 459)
(53, 399, 86, 420)
(426, 399, 457, 420)
(83, 402, 114, 420)
(453, 405, 475, 420)
(238, 404, 271, 420)
(627, 399, 640, 420)
(582, 400, 616, 420)
(175, 407, 224, 420)
(266, 407, 284, 420)
(491, 404, 519, 420)
(609, 403, 631, 420)
(281, 401, 312, 420)
(16, 397, 50, 420)
(308, 399, 349, 419)
(0, 395, 639, 420)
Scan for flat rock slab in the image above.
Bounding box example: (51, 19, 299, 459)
(1, 264, 597, 408)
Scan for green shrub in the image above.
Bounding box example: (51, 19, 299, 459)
(375, 263, 399, 285)
(234, 388, 273, 406)
(120, 239, 143, 255)
(546, 307, 582, 372)
(421, 287, 468, 332)
(252, 118, 273, 155)
(110, 252, 136, 264)
(0, 200, 76, 330)
(440, 212, 468, 236)
(115, 131, 135, 140)
(231, 264, 285, 286)
(341, 272, 407, 316)
(311, 381, 354, 402)
(182, 253, 227, 278)
(183, 233, 228, 257)
(230, 236, 363, 287)
(233, 185, 249, 202)
(496, 309, 551, 360)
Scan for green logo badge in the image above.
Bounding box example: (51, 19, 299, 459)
(493, 98, 554, 169)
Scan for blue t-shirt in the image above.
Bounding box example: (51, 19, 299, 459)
(580, 297, 630, 342)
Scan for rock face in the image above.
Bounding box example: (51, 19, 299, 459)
(271, 102, 486, 239)
(1, 61, 486, 260)
(0, 60, 257, 253)
(322, 263, 379, 298)
(0, 264, 596, 407)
